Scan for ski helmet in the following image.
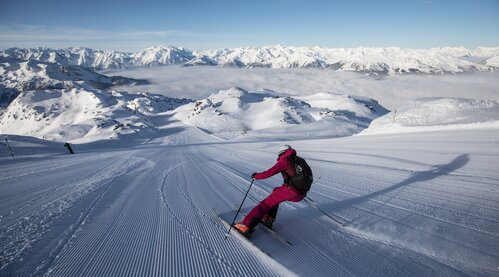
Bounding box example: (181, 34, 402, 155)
(277, 145, 292, 156)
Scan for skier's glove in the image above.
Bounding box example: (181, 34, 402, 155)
(251, 172, 257, 179)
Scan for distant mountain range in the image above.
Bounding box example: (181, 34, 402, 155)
(2, 45, 498, 74)
(0, 56, 147, 109)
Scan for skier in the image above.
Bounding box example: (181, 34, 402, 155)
(233, 145, 309, 237)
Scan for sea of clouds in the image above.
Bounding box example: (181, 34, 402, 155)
(102, 66, 499, 111)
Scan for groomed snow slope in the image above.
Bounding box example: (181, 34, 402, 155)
(1, 118, 498, 276)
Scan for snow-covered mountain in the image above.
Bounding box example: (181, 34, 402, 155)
(0, 56, 190, 143)
(363, 97, 499, 134)
(2, 45, 498, 73)
(1, 47, 131, 69)
(0, 56, 147, 110)
(0, 52, 390, 142)
(0, 87, 191, 142)
(0, 45, 194, 70)
(295, 91, 387, 121)
(0, 85, 388, 142)
(198, 45, 493, 73)
(174, 87, 388, 139)
(6, 82, 499, 143)
(129, 46, 194, 67)
(2, 44, 499, 143)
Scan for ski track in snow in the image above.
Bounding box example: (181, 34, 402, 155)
(0, 152, 138, 274)
(0, 126, 498, 276)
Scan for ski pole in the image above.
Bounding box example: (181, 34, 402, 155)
(226, 178, 255, 239)
(304, 197, 345, 226)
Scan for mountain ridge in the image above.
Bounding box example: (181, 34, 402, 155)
(2, 45, 498, 73)
(0, 56, 147, 109)
(174, 87, 389, 140)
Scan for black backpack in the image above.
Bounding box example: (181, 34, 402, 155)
(289, 156, 313, 192)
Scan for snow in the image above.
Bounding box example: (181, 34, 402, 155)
(0, 55, 146, 112)
(3, 45, 499, 73)
(295, 92, 387, 120)
(174, 87, 387, 140)
(364, 98, 499, 134)
(129, 45, 194, 67)
(1, 50, 499, 276)
(0, 87, 191, 143)
(484, 55, 499, 67)
(1, 121, 498, 276)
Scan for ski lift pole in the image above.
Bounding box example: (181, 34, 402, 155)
(4, 136, 14, 158)
(64, 142, 74, 154)
(226, 178, 255, 239)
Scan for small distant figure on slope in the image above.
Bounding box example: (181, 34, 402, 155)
(234, 145, 313, 237)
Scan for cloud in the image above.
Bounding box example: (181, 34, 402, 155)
(0, 24, 186, 51)
(106, 66, 499, 110)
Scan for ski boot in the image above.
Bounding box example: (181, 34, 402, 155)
(233, 223, 253, 238)
(260, 215, 275, 230)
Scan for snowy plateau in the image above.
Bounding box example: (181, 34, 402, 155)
(0, 45, 499, 277)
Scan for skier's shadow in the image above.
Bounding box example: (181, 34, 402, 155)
(310, 154, 470, 223)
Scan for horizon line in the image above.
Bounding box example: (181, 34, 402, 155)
(2, 44, 499, 53)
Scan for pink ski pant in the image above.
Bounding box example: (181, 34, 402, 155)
(242, 185, 305, 228)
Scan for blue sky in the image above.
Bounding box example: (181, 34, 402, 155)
(0, 0, 498, 51)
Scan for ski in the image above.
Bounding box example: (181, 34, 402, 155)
(236, 207, 293, 246)
(212, 208, 272, 257)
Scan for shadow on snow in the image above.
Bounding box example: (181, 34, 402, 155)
(298, 154, 470, 224)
